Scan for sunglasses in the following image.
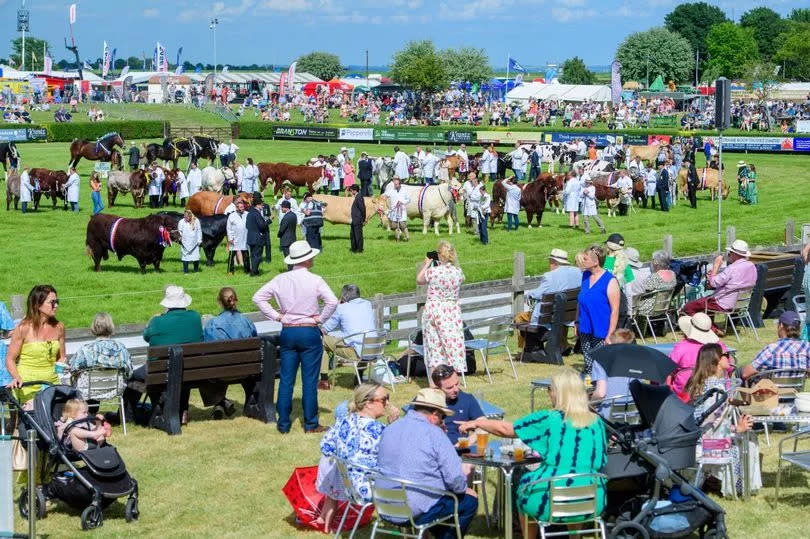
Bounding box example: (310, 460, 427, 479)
(372, 395, 390, 405)
(49, 299, 60, 307)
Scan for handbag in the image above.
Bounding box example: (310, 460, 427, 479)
(369, 358, 395, 385)
(12, 436, 28, 471)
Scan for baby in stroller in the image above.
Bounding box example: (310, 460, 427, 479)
(55, 397, 112, 452)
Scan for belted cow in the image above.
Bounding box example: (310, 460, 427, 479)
(85, 213, 178, 272)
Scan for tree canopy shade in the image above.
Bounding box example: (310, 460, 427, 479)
(774, 24, 810, 81)
(615, 27, 694, 85)
(740, 7, 788, 60)
(294, 51, 342, 81)
(705, 23, 760, 79)
(664, 2, 728, 56)
(559, 57, 596, 85)
(390, 40, 448, 91)
(9, 37, 51, 71)
(789, 9, 810, 23)
(440, 47, 493, 84)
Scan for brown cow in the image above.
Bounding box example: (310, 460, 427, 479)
(162, 169, 180, 207)
(258, 162, 325, 195)
(312, 194, 381, 225)
(628, 144, 663, 164)
(29, 168, 69, 210)
(677, 167, 729, 200)
(85, 213, 178, 272)
(492, 177, 552, 228)
(589, 173, 621, 217)
(106, 170, 148, 208)
(186, 191, 252, 217)
(6, 171, 20, 210)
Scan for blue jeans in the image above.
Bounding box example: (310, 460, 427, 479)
(21, 202, 27, 214)
(277, 326, 322, 432)
(478, 215, 489, 244)
(70, 201, 78, 212)
(91, 191, 104, 215)
(506, 213, 519, 230)
(414, 493, 478, 539)
(513, 169, 525, 182)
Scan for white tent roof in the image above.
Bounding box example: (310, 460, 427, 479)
(506, 82, 612, 103)
(115, 71, 323, 85)
(0, 64, 104, 82)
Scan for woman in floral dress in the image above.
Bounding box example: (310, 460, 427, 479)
(417, 241, 466, 384)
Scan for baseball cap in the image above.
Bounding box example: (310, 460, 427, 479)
(779, 311, 801, 328)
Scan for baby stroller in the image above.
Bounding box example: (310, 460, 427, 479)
(603, 380, 728, 538)
(4, 382, 138, 530)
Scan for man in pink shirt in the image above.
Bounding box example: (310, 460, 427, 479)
(253, 240, 338, 434)
(682, 239, 758, 331)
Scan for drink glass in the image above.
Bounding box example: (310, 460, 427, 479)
(458, 438, 469, 450)
(513, 443, 525, 461)
(476, 430, 489, 456)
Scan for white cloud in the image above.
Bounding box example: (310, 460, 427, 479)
(440, 0, 514, 21)
(143, 8, 160, 18)
(213, 0, 256, 17)
(261, 0, 312, 11)
(559, 0, 585, 6)
(551, 6, 597, 22)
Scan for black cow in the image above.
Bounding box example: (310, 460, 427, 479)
(158, 212, 228, 266)
(86, 213, 178, 272)
(0, 142, 20, 174)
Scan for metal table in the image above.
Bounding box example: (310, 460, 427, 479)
(530, 378, 552, 412)
(740, 413, 810, 499)
(462, 439, 541, 538)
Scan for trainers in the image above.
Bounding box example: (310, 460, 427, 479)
(305, 425, 329, 434)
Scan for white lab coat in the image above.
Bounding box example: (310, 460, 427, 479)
(393, 151, 410, 179)
(235, 165, 245, 191)
(386, 188, 410, 222)
(65, 172, 80, 203)
(187, 168, 202, 196)
(178, 218, 202, 262)
(421, 153, 439, 179)
(148, 170, 163, 196)
(486, 151, 499, 175)
(563, 177, 581, 212)
(242, 164, 258, 193)
(19, 171, 33, 203)
(456, 149, 469, 172)
(176, 170, 189, 199)
(581, 184, 598, 216)
(510, 149, 526, 172)
(504, 182, 522, 214)
(226, 210, 248, 251)
(645, 170, 658, 197)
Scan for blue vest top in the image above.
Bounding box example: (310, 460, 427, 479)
(577, 270, 614, 338)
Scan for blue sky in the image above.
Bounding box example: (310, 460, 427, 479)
(0, 0, 798, 69)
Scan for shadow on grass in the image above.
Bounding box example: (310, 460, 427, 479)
(87, 264, 163, 274)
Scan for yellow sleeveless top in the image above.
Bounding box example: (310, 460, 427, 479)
(16, 340, 60, 402)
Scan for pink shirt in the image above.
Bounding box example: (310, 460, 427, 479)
(668, 338, 728, 394)
(252, 268, 338, 325)
(708, 258, 757, 311)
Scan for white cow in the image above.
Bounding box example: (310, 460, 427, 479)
(201, 166, 235, 192)
(379, 179, 461, 235)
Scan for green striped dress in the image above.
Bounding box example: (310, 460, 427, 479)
(514, 410, 607, 522)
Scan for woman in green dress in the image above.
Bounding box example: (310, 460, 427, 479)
(5, 285, 67, 403)
(457, 368, 607, 525)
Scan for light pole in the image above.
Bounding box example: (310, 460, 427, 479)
(209, 18, 219, 82)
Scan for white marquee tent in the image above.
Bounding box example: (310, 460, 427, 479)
(505, 82, 612, 103)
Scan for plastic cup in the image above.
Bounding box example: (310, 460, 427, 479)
(513, 443, 525, 461)
(475, 430, 489, 456)
(458, 438, 469, 450)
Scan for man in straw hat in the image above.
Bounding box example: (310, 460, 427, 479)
(681, 239, 757, 333)
(377, 388, 479, 538)
(253, 240, 338, 433)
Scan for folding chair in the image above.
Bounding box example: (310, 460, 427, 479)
(706, 288, 758, 343)
(516, 473, 608, 539)
(591, 395, 639, 425)
(333, 458, 375, 539)
(367, 473, 462, 539)
(775, 426, 810, 507)
(630, 288, 677, 344)
(794, 294, 806, 325)
(746, 368, 809, 446)
(465, 316, 517, 384)
(70, 367, 130, 435)
(330, 329, 399, 392)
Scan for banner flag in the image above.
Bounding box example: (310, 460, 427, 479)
(508, 57, 527, 73)
(120, 65, 129, 76)
(44, 56, 52, 75)
(610, 60, 622, 106)
(287, 61, 296, 93)
(102, 41, 110, 77)
(69, 4, 77, 24)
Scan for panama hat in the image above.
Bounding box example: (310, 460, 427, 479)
(736, 160, 747, 168)
(549, 248, 570, 265)
(726, 239, 751, 258)
(677, 313, 719, 345)
(284, 240, 321, 266)
(160, 285, 192, 309)
(625, 247, 643, 269)
(410, 388, 454, 417)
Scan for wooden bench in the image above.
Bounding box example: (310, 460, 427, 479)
(144, 337, 277, 435)
(517, 288, 579, 365)
(749, 253, 805, 327)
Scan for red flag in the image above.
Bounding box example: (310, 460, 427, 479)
(279, 72, 287, 96)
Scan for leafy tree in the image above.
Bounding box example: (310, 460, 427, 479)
(390, 40, 448, 91)
(615, 27, 694, 84)
(294, 51, 342, 81)
(705, 23, 759, 79)
(740, 7, 787, 60)
(440, 47, 493, 83)
(9, 37, 51, 71)
(664, 2, 727, 62)
(126, 56, 141, 69)
(559, 57, 595, 84)
(789, 8, 810, 23)
(774, 24, 810, 81)
(114, 58, 127, 70)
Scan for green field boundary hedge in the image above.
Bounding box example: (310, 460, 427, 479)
(14, 121, 166, 142)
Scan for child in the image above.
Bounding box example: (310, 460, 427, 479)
(56, 398, 110, 451)
(342, 160, 356, 192)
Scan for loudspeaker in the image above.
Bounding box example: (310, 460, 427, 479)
(715, 77, 731, 131)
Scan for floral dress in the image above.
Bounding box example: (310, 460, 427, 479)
(317, 413, 385, 503)
(636, 271, 677, 314)
(421, 263, 466, 373)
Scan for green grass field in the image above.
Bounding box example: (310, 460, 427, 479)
(0, 140, 803, 329)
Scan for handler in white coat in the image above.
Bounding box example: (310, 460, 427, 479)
(65, 166, 81, 213)
(393, 146, 410, 180)
(580, 175, 606, 234)
(178, 209, 203, 273)
(176, 169, 189, 205)
(226, 199, 249, 274)
(644, 168, 658, 208)
(187, 162, 202, 196)
(563, 171, 582, 228)
(19, 167, 33, 214)
(148, 166, 163, 208)
(241, 158, 259, 194)
(503, 177, 522, 231)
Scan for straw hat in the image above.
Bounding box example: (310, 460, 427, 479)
(736, 160, 747, 168)
(160, 285, 192, 309)
(677, 313, 719, 345)
(284, 240, 321, 266)
(549, 248, 570, 265)
(411, 388, 454, 417)
(726, 239, 751, 258)
(625, 247, 643, 269)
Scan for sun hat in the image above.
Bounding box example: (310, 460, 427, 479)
(677, 313, 719, 345)
(605, 233, 625, 251)
(726, 239, 751, 258)
(736, 160, 747, 168)
(160, 285, 192, 309)
(625, 247, 643, 269)
(410, 388, 454, 417)
(779, 311, 801, 328)
(284, 240, 321, 266)
(549, 248, 570, 265)
(340, 147, 348, 152)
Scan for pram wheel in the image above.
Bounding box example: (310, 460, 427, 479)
(81, 505, 103, 530)
(125, 497, 139, 522)
(610, 521, 650, 539)
(18, 487, 47, 520)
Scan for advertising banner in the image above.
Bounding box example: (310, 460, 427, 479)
(373, 128, 445, 143)
(338, 127, 374, 141)
(796, 120, 810, 133)
(27, 128, 47, 141)
(445, 130, 476, 144)
(0, 129, 28, 142)
(793, 138, 810, 152)
(273, 126, 338, 140)
(545, 132, 622, 147)
(721, 136, 793, 151)
(477, 131, 543, 144)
